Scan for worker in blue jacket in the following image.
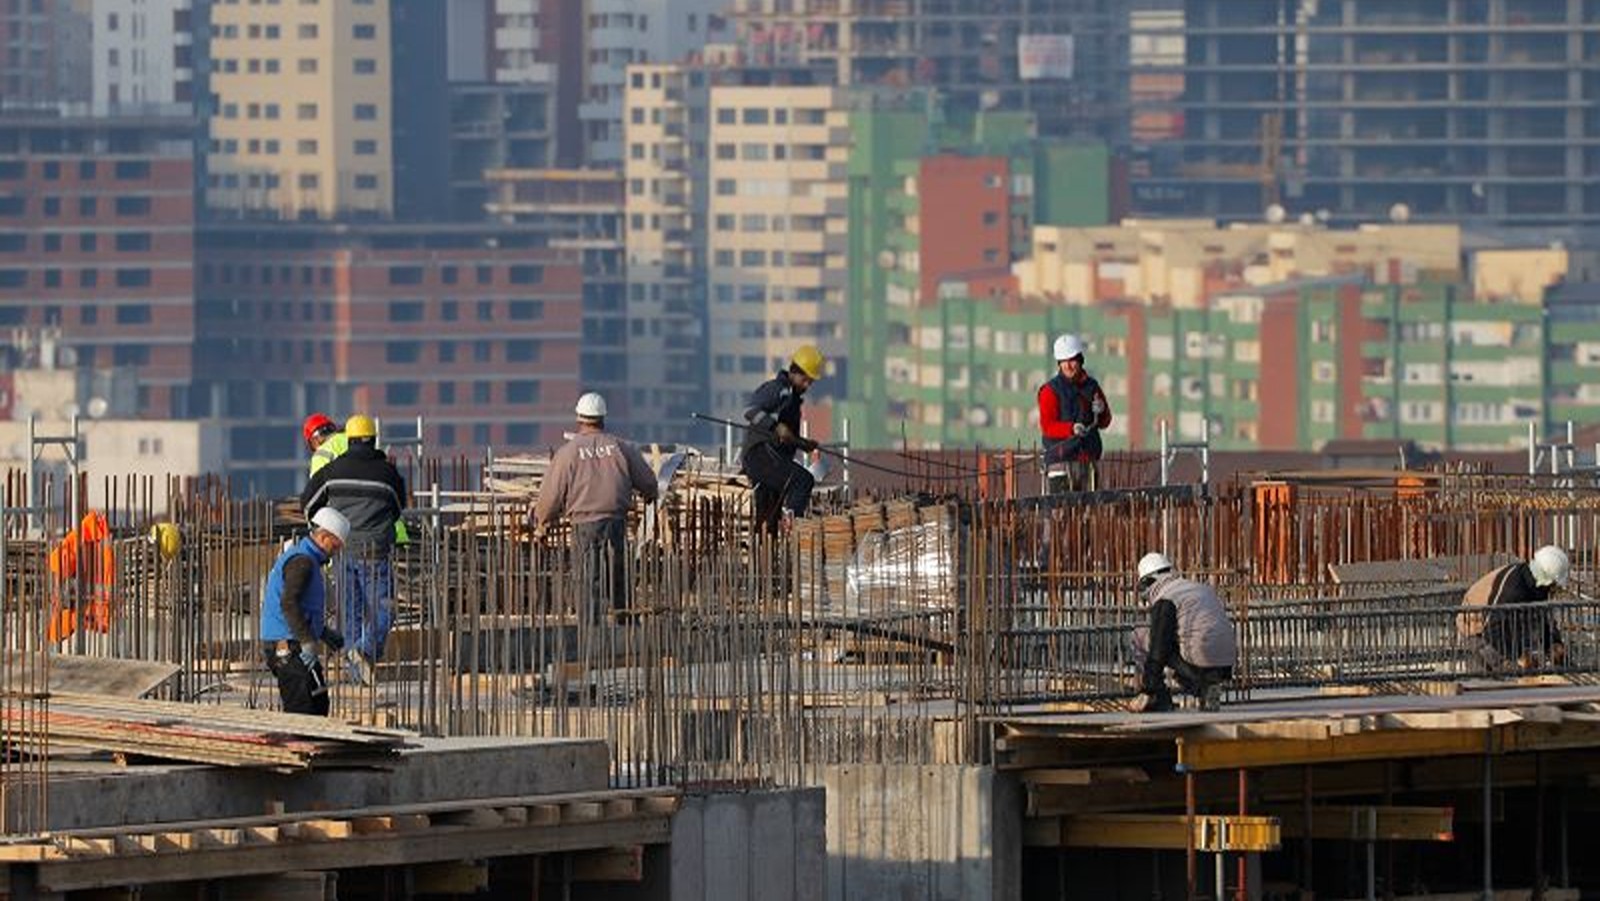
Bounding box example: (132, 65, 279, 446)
(261, 507, 349, 716)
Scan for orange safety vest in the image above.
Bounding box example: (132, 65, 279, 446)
(47, 512, 116, 642)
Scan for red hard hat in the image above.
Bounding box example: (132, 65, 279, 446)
(302, 413, 336, 445)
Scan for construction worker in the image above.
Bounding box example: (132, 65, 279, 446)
(303, 413, 409, 546)
(1038, 334, 1112, 494)
(301, 414, 406, 686)
(261, 507, 349, 716)
(1460, 545, 1568, 672)
(47, 511, 117, 643)
(741, 345, 824, 535)
(302, 413, 348, 475)
(1130, 552, 1237, 712)
(533, 392, 659, 623)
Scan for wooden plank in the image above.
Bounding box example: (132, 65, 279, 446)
(564, 802, 603, 822)
(1025, 814, 1281, 853)
(1020, 767, 1149, 786)
(35, 818, 673, 892)
(411, 862, 490, 894)
(1270, 805, 1454, 842)
(46, 655, 181, 698)
(570, 846, 644, 882)
(294, 820, 354, 842)
(350, 815, 429, 835)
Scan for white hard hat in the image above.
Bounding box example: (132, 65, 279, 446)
(1137, 551, 1174, 581)
(1053, 334, 1085, 361)
(310, 507, 350, 544)
(575, 392, 608, 419)
(1530, 545, 1570, 588)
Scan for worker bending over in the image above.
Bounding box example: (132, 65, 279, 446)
(1460, 545, 1568, 672)
(261, 508, 349, 716)
(1130, 552, 1237, 713)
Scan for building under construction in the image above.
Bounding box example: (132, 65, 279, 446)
(1136, 0, 1600, 226)
(4, 446, 1600, 898)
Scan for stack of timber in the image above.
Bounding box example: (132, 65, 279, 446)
(5, 692, 410, 770)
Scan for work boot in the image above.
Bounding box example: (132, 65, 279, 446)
(1131, 692, 1174, 713)
(345, 647, 375, 687)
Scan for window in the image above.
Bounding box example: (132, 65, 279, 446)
(298, 57, 317, 73)
(354, 174, 379, 190)
(80, 270, 98, 288)
(298, 139, 318, 154)
(473, 424, 491, 445)
(353, 103, 378, 120)
(441, 266, 457, 284)
(78, 161, 95, 180)
(741, 108, 769, 125)
(385, 382, 419, 405)
(441, 300, 458, 321)
(42, 161, 59, 180)
(438, 383, 456, 404)
(476, 265, 493, 284)
(114, 196, 149, 216)
(508, 300, 543, 320)
(473, 382, 491, 404)
(477, 301, 494, 321)
(78, 197, 97, 216)
(438, 424, 456, 446)
(114, 346, 149, 366)
(385, 342, 421, 364)
(298, 23, 317, 38)
(506, 381, 540, 403)
(297, 103, 317, 120)
(354, 58, 377, 74)
(43, 270, 59, 287)
(354, 139, 378, 155)
(43, 197, 60, 216)
(81, 305, 97, 324)
(508, 264, 543, 285)
(115, 269, 152, 287)
(298, 173, 319, 189)
(41, 233, 61, 252)
(388, 266, 424, 285)
(116, 304, 152, 324)
(352, 23, 376, 39)
(115, 232, 151, 252)
(388, 300, 424, 321)
(474, 341, 492, 362)
(438, 342, 456, 363)
(506, 341, 538, 362)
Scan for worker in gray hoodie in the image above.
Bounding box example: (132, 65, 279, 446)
(1129, 552, 1237, 712)
(533, 392, 659, 623)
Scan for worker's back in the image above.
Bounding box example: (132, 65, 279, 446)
(536, 432, 658, 525)
(1148, 575, 1237, 668)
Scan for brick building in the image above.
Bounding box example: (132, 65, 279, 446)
(195, 222, 584, 495)
(0, 112, 197, 418)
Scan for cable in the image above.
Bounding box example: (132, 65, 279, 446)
(690, 413, 993, 484)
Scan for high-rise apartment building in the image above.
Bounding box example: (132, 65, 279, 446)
(91, 0, 203, 114)
(622, 64, 710, 442)
(1135, 0, 1600, 225)
(579, 0, 731, 165)
(206, 0, 394, 218)
(0, 113, 198, 418)
(625, 65, 848, 438)
(728, 0, 1128, 142)
(0, 0, 91, 107)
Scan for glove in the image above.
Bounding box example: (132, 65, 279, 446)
(773, 423, 798, 444)
(1072, 423, 1089, 437)
(798, 436, 819, 453)
(1091, 396, 1106, 417)
(297, 642, 321, 670)
(321, 627, 345, 652)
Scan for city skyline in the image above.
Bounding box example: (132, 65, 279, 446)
(2, 0, 1599, 490)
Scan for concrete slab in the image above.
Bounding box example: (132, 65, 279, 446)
(14, 735, 611, 832)
(670, 788, 824, 901)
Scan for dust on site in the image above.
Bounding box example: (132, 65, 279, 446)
(3, 443, 1600, 901)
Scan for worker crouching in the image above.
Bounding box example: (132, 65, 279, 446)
(1130, 552, 1237, 713)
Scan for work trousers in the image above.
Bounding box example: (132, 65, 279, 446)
(743, 444, 814, 534)
(264, 641, 329, 717)
(339, 552, 394, 663)
(574, 517, 628, 623)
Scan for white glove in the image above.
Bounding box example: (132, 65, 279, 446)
(297, 641, 321, 669)
(1072, 423, 1089, 437)
(1091, 396, 1106, 417)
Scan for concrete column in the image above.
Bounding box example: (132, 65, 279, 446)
(824, 764, 1021, 901)
(670, 788, 826, 901)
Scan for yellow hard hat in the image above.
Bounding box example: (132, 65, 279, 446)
(149, 522, 180, 561)
(345, 414, 377, 439)
(791, 345, 825, 380)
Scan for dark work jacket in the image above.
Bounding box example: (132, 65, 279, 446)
(1040, 371, 1106, 464)
(740, 371, 804, 470)
(301, 441, 406, 551)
